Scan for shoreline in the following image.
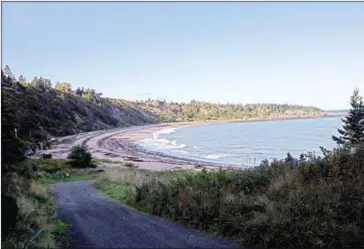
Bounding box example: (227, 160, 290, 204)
(150, 112, 345, 127)
(41, 114, 343, 172)
(100, 114, 343, 170)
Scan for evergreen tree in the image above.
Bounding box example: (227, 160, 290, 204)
(1, 89, 26, 172)
(3, 65, 16, 81)
(55, 81, 71, 92)
(75, 87, 82, 96)
(17, 75, 27, 87)
(285, 152, 293, 163)
(18, 74, 26, 83)
(67, 144, 95, 168)
(332, 88, 364, 147)
(31, 77, 39, 85)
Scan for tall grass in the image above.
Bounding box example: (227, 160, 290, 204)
(2, 160, 69, 249)
(95, 145, 364, 249)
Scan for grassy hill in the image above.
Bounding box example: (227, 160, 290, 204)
(2, 66, 325, 151)
(1, 70, 160, 145)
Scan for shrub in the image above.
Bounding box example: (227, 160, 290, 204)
(67, 144, 95, 168)
(124, 162, 135, 168)
(35, 159, 68, 174)
(42, 153, 52, 159)
(97, 144, 364, 248)
(1, 194, 19, 238)
(2, 172, 65, 249)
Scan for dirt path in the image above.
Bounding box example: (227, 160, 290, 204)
(53, 180, 241, 248)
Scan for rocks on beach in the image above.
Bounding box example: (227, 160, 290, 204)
(36, 125, 247, 172)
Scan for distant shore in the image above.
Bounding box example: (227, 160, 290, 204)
(173, 112, 345, 126)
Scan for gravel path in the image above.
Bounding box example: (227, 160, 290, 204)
(53, 180, 241, 248)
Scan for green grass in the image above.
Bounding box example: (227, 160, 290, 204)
(2, 172, 69, 249)
(53, 219, 69, 234)
(2, 158, 103, 248)
(31, 158, 69, 173)
(26, 158, 103, 184)
(53, 219, 69, 248)
(93, 180, 136, 205)
(92, 158, 125, 165)
(94, 145, 364, 249)
(39, 172, 100, 184)
(92, 158, 137, 168)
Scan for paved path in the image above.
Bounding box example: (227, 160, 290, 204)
(53, 180, 241, 248)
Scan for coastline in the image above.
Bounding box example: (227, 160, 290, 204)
(40, 114, 344, 172)
(100, 114, 343, 170)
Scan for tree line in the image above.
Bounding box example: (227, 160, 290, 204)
(3, 65, 327, 123)
(134, 99, 325, 122)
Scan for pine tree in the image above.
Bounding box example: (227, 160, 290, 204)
(332, 88, 364, 147)
(1, 79, 26, 172)
(18, 74, 27, 85)
(3, 65, 16, 81)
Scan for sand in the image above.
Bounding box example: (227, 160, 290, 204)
(35, 114, 344, 172)
(35, 122, 236, 172)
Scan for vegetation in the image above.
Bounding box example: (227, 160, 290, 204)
(1, 66, 160, 151)
(2, 69, 102, 248)
(2, 65, 359, 248)
(96, 145, 364, 249)
(1, 162, 69, 249)
(39, 171, 99, 185)
(1, 158, 100, 248)
(332, 87, 364, 147)
(95, 89, 364, 248)
(133, 99, 325, 122)
(4, 177, 67, 249)
(67, 144, 95, 168)
(2, 66, 325, 151)
(1, 160, 100, 247)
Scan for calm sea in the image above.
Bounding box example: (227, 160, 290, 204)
(139, 117, 344, 167)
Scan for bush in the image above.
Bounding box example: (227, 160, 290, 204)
(67, 144, 95, 168)
(2, 172, 66, 249)
(1, 194, 18, 238)
(42, 153, 52, 159)
(97, 144, 364, 248)
(35, 159, 68, 174)
(124, 162, 135, 168)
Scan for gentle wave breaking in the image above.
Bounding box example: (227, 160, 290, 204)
(204, 153, 234, 159)
(141, 127, 187, 150)
(152, 128, 177, 139)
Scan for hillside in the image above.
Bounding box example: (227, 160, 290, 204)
(133, 99, 325, 122)
(2, 66, 326, 151)
(1, 70, 160, 152)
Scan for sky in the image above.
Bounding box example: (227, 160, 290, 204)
(2, 2, 364, 110)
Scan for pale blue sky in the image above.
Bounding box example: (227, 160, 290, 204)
(2, 2, 364, 110)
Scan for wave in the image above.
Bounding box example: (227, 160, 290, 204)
(140, 127, 186, 151)
(225, 145, 247, 149)
(141, 138, 186, 149)
(170, 149, 190, 154)
(138, 127, 189, 150)
(204, 153, 234, 159)
(152, 128, 177, 139)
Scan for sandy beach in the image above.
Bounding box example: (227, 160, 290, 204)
(35, 120, 245, 171)
(36, 113, 344, 172)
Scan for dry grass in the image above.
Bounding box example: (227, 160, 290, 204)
(92, 158, 138, 168)
(95, 145, 364, 249)
(2, 172, 68, 249)
(102, 168, 172, 187)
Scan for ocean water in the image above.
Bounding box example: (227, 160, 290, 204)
(138, 117, 344, 167)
